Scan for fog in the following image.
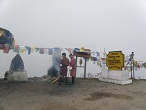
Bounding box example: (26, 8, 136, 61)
(0, 0, 146, 78)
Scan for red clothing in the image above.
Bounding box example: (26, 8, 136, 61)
(70, 57, 76, 77)
(60, 57, 69, 76)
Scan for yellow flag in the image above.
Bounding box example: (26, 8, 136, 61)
(0, 30, 5, 36)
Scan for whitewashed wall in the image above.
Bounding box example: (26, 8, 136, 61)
(1, 50, 146, 79)
(0, 49, 101, 78)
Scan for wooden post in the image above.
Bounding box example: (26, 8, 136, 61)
(76, 56, 78, 66)
(84, 58, 87, 78)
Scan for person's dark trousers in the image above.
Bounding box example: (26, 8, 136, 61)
(72, 77, 75, 84)
(58, 75, 68, 86)
(58, 77, 62, 86)
(65, 77, 68, 85)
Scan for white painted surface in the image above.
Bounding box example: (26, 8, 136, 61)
(99, 69, 132, 85)
(99, 78, 132, 85)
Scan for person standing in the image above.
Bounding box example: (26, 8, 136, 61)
(69, 54, 76, 85)
(59, 53, 69, 85)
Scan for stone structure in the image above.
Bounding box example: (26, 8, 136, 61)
(5, 54, 28, 81)
(99, 68, 132, 85)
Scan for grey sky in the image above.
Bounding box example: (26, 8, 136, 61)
(0, 0, 146, 60)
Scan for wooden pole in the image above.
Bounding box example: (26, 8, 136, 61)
(84, 58, 87, 78)
(76, 56, 78, 64)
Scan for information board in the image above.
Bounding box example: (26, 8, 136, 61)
(106, 51, 125, 70)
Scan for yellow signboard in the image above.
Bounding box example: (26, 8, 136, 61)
(106, 51, 125, 70)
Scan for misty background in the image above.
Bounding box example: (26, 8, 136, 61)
(0, 0, 146, 78)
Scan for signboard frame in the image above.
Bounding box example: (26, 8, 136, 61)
(106, 51, 125, 70)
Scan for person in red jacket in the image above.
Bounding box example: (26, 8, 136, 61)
(59, 53, 69, 86)
(69, 54, 77, 85)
